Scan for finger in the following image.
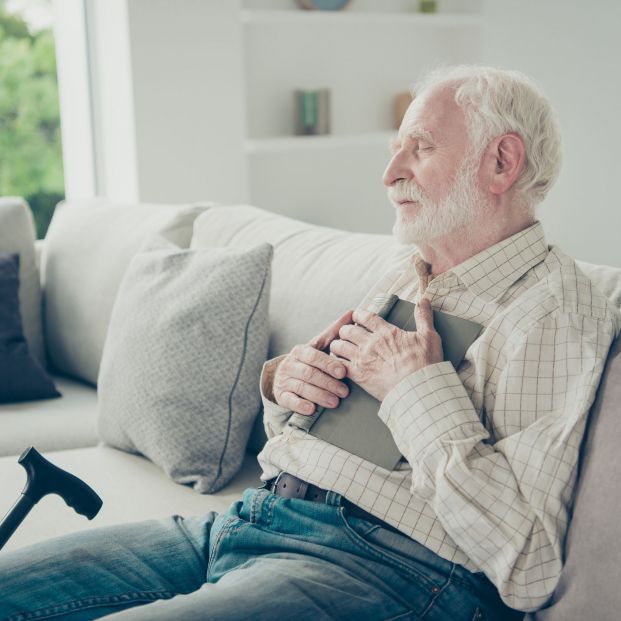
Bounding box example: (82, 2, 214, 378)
(415, 298, 435, 334)
(329, 339, 357, 361)
(308, 310, 354, 351)
(351, 309, 386, 333)
(287, 360, 349, 398)
(282, 377, 342, 410)
(338, 323, 370, 346)
(293, 344, 347, 379)
(277, 391, 317, 416)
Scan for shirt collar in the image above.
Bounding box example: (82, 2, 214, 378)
(415, 222, 549, 302)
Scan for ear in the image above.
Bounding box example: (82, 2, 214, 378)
(485, 133, 526, 196)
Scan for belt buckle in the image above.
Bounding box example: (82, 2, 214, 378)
(261, 473, 283, 494)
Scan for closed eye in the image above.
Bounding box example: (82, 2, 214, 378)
(389, 137, 434, 155)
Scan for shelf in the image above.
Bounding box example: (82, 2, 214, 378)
(246, 131, 396, 155)
(241, 9, 481, 28)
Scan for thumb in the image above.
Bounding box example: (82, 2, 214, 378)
(415, 298, 435, 334)
(308, 310, 354, 351)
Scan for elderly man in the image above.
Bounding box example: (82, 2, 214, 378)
(1, 66, 617, 621)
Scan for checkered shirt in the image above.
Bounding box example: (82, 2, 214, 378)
(257, 222, 620, 612)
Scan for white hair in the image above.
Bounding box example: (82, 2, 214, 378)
(413, 65, 562, 212)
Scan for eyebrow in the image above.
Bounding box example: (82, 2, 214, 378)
(404, 125, 434, 142)
(389, 125, 435, 152)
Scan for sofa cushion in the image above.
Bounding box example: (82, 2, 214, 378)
(98, 238, 273, 493)
(0, 197, 45, 366)
(529, 335, 621, 621)
(43, 199, 213, 385)
(0, 253, 60, 404)
(0, 446, 262, 553)
(0, 375, 98, 457)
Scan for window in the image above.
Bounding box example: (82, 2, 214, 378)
(0, 0, 64, 238)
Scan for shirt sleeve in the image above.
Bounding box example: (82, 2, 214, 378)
(378, 312, 617, 611)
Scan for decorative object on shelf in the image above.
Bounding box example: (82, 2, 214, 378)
(297, 0, 351, 10)
(419, 0, 438, 13)
(294, 89, 331, 135)
(394, 91, 414, 129)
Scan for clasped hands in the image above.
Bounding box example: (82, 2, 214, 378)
(272, 298, 443, 415)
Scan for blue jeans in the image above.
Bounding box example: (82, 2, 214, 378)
(0, 487, 522, 621)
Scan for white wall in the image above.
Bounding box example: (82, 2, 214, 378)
(243, 4, 482, 233)
(63, 0, 247, 205)
(127, 0, 247, 205)
(481, 0, 621, 267)
(57, 1, 621, 266)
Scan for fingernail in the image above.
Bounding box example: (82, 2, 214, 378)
(327, 397, 338, 407)
(331, 382, 348, 397)
(333, 366, 344, 377)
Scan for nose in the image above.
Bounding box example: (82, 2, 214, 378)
(383, 150, 412, 188)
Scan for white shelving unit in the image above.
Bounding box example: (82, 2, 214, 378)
(241, 9, 481, 27)
(245, 131, 395, 154)
(240, 0, 483, 233)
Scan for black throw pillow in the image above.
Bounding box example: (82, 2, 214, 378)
(0, 252, 61, 403)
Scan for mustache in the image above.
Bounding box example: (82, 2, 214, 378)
(388, 180, 428, 204)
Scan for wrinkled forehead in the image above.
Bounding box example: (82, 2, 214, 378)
(398, 86, 466, 143)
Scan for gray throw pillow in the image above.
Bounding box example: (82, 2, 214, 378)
(97, 237, 273, 493)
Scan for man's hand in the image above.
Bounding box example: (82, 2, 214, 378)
(329, 298, 443, 402)
(272, 311, 353, 415)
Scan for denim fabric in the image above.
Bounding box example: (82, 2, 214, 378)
(0, 487, 523, 621)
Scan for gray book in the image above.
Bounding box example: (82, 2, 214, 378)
(288, 295, 483, 471)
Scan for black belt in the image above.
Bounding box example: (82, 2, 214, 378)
(267, 472, 402, 536)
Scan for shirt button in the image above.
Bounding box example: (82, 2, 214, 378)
(431, 585, 440, 593)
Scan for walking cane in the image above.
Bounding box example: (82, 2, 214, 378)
(0, 447, 102, 551)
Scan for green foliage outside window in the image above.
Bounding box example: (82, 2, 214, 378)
(0, 2, 64, 238)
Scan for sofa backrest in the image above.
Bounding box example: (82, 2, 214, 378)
(192, 205, 621, 351)
(41, 201, 621, 386)
(191, 205, 414, 360)
(42, 199, 211, 384)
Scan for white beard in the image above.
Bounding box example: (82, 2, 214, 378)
(389, 158, 489, 245)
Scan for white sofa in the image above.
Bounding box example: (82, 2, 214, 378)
(0, 198, 410, 551)
(2, 198, 621, 621)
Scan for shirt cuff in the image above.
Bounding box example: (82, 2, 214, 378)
(260, 355, 286, 404)
(378, 362, 489, 484)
